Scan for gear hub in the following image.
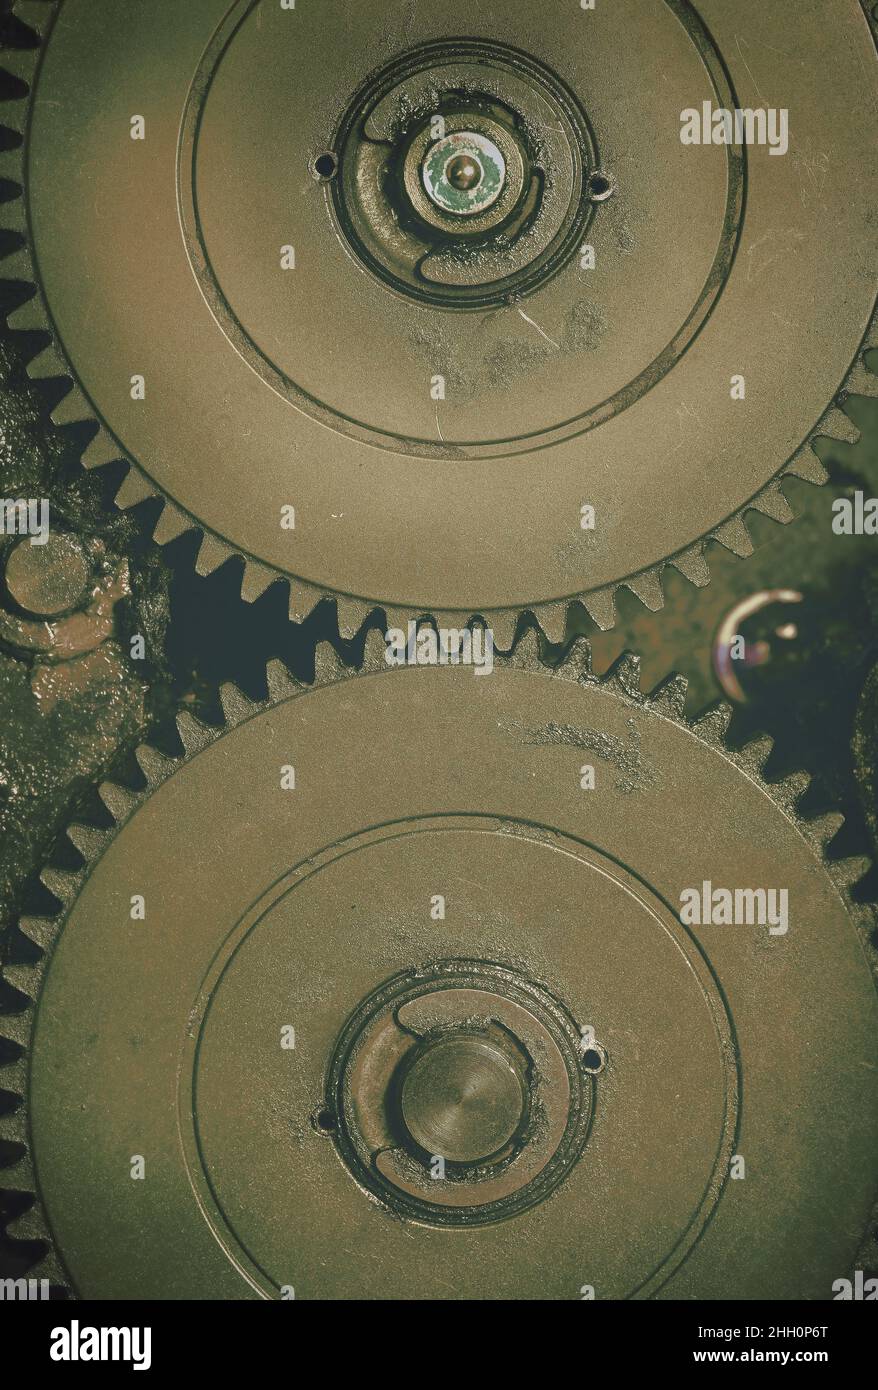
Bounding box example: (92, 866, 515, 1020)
(326, 960, 593, 1225)
(329, 40, 595, 308)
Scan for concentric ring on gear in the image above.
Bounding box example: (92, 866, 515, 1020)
(326, 40, 597, 311)
(325, 955, 594, 1227)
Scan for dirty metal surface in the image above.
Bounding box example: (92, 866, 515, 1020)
(13, 649, 878, 1299)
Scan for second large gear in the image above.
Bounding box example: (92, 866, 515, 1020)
(3, 0, 877, 640)
(3, 636, 876, 1299)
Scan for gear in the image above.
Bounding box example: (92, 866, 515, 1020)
(2, 1, 877, 641)
(2, 631, 875, 1299)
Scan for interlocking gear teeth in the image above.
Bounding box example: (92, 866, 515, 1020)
(17, 360, 867, 643)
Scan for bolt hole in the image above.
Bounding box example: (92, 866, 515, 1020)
(581, 1046, 606, 1074)
(313, 151, 338, 181)
(586, 171, 614, 203)
(312, 1107, 337, 1135)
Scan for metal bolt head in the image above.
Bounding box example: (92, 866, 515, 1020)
(422, 131, 506, 216)
(400, 1032, 526, 1163)
(446, 154, 482, 191)
(4, 533, 91, 618)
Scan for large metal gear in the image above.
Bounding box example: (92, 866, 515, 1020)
(3, 634, 876, 1299)
(2, 0, 877, 641)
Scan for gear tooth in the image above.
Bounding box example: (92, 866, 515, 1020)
(0, 143, 24, 181)
(1, 1148, 33, 1186)
(845, 361, 878, 398)
(783, 444, 828, 486)
(113, 468, 154, 511)
(803, 810, 845, 849)
(0, 1107, 26, 1146)
(814, 405, 860, 445)
(6, 1205, 45, 1242)
(489, 610, 518, 650)
(288, 584, 317, 623)
(241, 562, 275, 604)
(362, 627, 389, 671)
(98, 779, 137, 821)
(625, 568, 664, 612)
(748, 483, 795, 526)
(3, 963, 38, 995)
(0, 1013, 29, 1048)
(7, 293, 45, 331)
(79, 428, 119, 470)
(336, 596, 365, 641)
(381, 605, 411, 638)
(536, 602, 567, 645)
(0, 245, 33, 281)
(712, 515, 754, 558)
(830, 856, 872, 890)
(175, 709, 211, 755)
(265, 659, 298, 700)
(606, 651, 642, 696)
(581, 587, 616, 631)
(49, 383, 91, 426)
(194, 530, 230, 575)
(692, 701, 734, 742)
(669, 544, 710, 588)
(151, 502, 191, 546)
(13, 2, 54, 36)
(648, 672, 688, 717)
(313, 642, 347, 683)
(0, 200, 26, 234)
(511, 626, 541, 667)
(219, 680, 253, 724)
(25, 343, 64, 380)
(772, 769, 812, 806)
(2, 1056, 28, 1095)
(738, 734, 774, 773)
(0, 47, 38, 82)
(17, 915, 55, 951)
(38, 866, 76, 902)
(557, 634, 592, 680)
(134, 743, 175, 783)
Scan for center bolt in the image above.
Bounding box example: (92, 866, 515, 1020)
(399, 1031, 527, 1164)
(422, 130, 507, 216)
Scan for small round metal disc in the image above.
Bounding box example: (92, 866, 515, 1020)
(400, 1034, 525, 1162)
